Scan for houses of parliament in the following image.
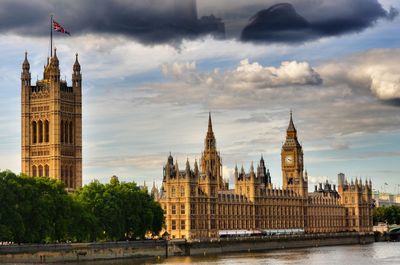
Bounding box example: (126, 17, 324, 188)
(157, 113, 374, 240)
(20, 50, 373, 240)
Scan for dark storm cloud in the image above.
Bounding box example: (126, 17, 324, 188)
(241, 0, 398, 43)
(0, 0, 397, 45)
(0, 0, 225, 45)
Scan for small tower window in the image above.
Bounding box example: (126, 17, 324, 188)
(38, 120, 43, 143)
(38, 165, 43, 177)
(45, 120, 49, 142)
(60, 120, 64, 143)
(45, 165, 49, 177)
(32, 165, 37, 177)
(64, 121, 69, 144)
(70, 166, 74, 189)
(69, 121, 73, 144)
(32, 121, 37, 144)
(65, 166, 70, 187)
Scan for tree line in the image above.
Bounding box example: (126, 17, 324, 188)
(373, 205, 400, 225)
(0, 170, 164, 244)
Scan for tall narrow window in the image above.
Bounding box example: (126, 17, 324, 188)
(70, 166, 74, 189)
(32, 165, 37, 177)
(45, 120, 49, 142)
(38, 165, 43, 177)
(44, 165, 49, 177)
(38, 120, 43, 143)
(65, 166, 70, 187)
(69, 121, 73, 144)
(32, 121, 37, 144)
(61, 120, 64, 143)
(64, 121, 69, 144)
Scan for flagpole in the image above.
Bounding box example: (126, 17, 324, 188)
(50, 14, 53, 57)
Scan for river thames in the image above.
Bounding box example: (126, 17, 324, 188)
(70, 242, 399, 265)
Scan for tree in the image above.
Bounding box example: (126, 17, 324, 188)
(0, 171, 164, 243)
(373, 205, 400, 225)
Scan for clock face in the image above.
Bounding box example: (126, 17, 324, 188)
(285, 155, 294, 165)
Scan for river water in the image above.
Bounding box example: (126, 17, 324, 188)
(72, 242, 400, 265)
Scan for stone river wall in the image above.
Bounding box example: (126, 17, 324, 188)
(0, 233, 375, 263)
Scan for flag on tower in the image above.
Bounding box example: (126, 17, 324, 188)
(53, 20, 70, 35)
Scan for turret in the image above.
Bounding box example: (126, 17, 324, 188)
(21, 51, 31, 87)
(266, 169, 271, 187)
(185, 158, 191, 177)
(286, 110, 297, 138)
(175, 160, 180, 178)
(250, 161, 255, 180)
(72, 53, 81, 87)
(45, 48, 60, 82)
(194, 159, 199, 176)
(234, 164, 238, 182)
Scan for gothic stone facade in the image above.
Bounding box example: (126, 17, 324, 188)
(21, 50, 82, 191)
(157, 113, 373, 239)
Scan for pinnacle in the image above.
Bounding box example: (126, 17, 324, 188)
(287, 110, 296, 132)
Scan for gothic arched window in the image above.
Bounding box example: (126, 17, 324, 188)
(65, 166, 70, 187)
(69, 121, 73, 144)
(60, 120, 64, 143)
(45, 120, 49, 142)
(32, 121, 37, 144)
(44, 165, 49, 177)
(70, 166, 74, 188)
(32, 165, 37, 177)
(64, 121, 69, 144)
(38, 165, 43, 177)
(38, 120, 43, 143)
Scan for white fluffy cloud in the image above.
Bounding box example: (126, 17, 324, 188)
(232, 59, 322, 87)
(319, 48, 400, 101)
(161, 58, 322, 88)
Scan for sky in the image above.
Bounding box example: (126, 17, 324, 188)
(0, 0, 399, 193)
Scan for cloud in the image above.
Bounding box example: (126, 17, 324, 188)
(140, 49, 400, 145)
(0, 0, 396, 46)
(307, 175, 333, 187)
(319, 48, 400, 102)
(161, 59, 322, 88)
(0, 0, 224, 46)
(241, 3, 314, 43)
(233, 59, 322, 87)
(330, 140, 350, 150)
(241, 1, 398, 43)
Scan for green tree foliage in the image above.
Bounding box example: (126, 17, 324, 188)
(74, 178, 164, 241)
(0, 171, 164, 243)
(373, 205, 400, 225)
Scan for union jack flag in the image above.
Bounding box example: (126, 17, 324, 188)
(53, 20, 70, 35)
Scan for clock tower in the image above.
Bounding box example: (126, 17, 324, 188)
(281, 111, 307, 197)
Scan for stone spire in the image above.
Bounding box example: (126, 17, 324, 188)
(204, 112, 216, 150)
(21, 51, 31, 85)
(287, 110, 297, 133)
(194, 159, 199, 176)
(52, 48, 59, 66)
(175, 160, 180, 178)
(73, 53, 81, 72)
(208, 112, 213, 131)
(22, 51, 30, 72)
(185, 158, 191, 176)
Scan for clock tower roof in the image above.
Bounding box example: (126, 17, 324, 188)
(287, 110, 296, 133)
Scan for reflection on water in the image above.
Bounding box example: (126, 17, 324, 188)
(63, 242, 400, 265)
